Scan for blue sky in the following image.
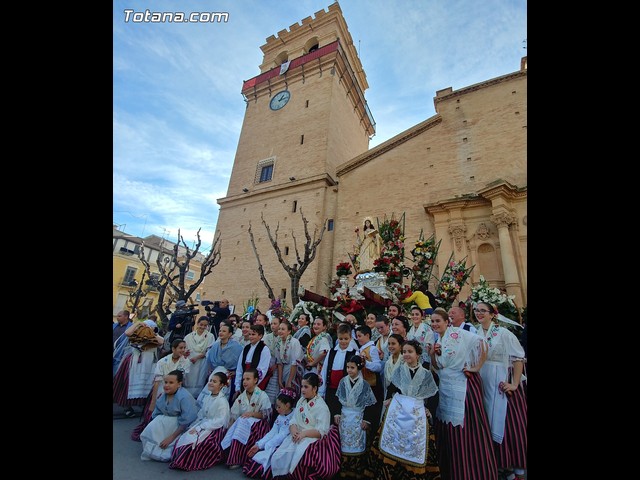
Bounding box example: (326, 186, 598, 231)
(113, 0, 526, 252)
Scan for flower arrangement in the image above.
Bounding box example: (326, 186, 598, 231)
(467, 275, 520, 322)
(268, 297, 291, 319)
(375, 213, 406, 285)
(409, 232, 441, 291)
(434, 255, 475, 310)
(389, 282, 413, 302)
(242, 292, 260, 321)
(336, 261, 352, 277)
(335, 293, 364, 314)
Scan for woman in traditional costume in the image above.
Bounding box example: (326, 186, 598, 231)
(276, 321, 304, 399)
(304, 317, 332, 376)
(429, 307, 498, 480)
(113, 320, 164, 418)
(475, 302, 527, 480)
(182, 316, 215, 398)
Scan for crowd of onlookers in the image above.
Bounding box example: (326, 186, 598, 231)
(113, 300, 527, 480)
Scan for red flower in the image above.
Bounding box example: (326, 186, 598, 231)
(309, 401, 314, 407)
(299, 407, 304, 412)
(305, 418, 309, 424)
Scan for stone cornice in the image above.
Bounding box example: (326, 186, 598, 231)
(477, 180, 527, 201)
(433, 70, 527, 105)
(337, 116, 442, 176)
(424, 195, 488, 215)
(217, 173, 337, 207)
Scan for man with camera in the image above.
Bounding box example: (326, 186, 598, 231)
(202, 299, 230, 338)
(167, 300, 199, 344)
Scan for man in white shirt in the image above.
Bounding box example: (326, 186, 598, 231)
(448, 305, 478, 334)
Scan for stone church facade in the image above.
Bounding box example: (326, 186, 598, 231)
(205, 3, 527, 312)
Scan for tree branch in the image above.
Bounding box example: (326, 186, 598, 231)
(248, 221, 276, 301)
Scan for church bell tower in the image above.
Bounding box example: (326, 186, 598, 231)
(208, 2, 375, 310)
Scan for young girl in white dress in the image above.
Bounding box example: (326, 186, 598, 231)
(221, 368, 272, 469)
(243, 388, 297, 478)
(334, 355, 377, 478)
(169, 371, 231, 471)
(270, 373, 341, 480)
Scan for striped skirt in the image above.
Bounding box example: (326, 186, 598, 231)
(169, 427, 228, 471)
(243, 457, 272, 479)
(289, 425, 341, 480)
(130, 401, 153, 442)
(435, 372, 498, 480)
(494, 381, 527, 470)
(113, 353, 147, 407)
(226, 419, 271, 467)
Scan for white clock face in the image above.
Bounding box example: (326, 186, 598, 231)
(270, 90, 291, 110)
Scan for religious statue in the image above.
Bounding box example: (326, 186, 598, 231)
(355, 217, 382, 273)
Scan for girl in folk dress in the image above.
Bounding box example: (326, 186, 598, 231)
(293, 313, 312, 349)
(429, 307, 498, 480)
(270, 373, 341, 480)
(140, 370, 198, 462)
(407, 306, 435, 368)
(182, 316, 215, 398)
(380, 333, 405, 420)
(304, 317, 332, 375)
(243, 389, 297, 478)
(276, 321, 304, 399)
(131, 338, 191, 441)
(221, 368, 272, 469)
(475, 302, 527, 480)
(368, 339, 439, 480)
(335, 355, 377, 479)
(169, 371, 231, 471)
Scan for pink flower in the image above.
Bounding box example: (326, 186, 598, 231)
(451, 332, 459, 339)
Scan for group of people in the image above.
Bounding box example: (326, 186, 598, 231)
(113, 299, 527, 480)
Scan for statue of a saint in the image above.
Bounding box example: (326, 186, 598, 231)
(355, 217, 382, 273)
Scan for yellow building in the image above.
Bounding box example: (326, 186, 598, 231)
(112, 225, 211, 323)
(205, 3, 526, 312)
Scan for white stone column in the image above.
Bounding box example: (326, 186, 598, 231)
(489, 211, 522, 305)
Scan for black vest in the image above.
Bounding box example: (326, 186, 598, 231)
(325, 348, 357, 381)
(241, 341, 267, 373)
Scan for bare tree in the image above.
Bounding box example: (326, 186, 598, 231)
(138, 228, 222, 327)
(247, 222, 276, 301)
(261, 209, 327, 305)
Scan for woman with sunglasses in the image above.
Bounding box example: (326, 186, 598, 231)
(475, 301, 527, 480)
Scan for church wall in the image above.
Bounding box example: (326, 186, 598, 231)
(333, 71, 526, 305)
(205, 184, 331, 312)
